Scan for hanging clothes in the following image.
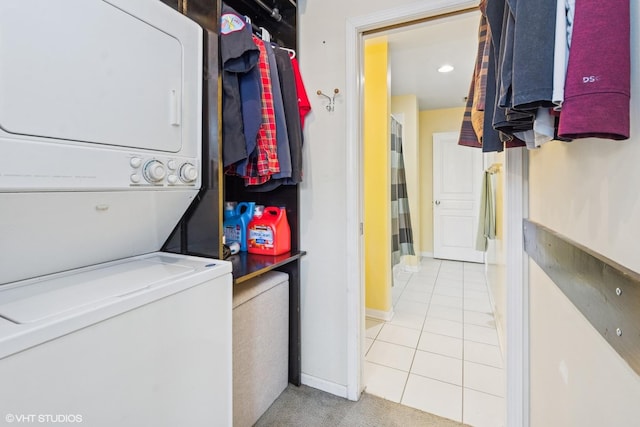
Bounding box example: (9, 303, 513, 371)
(220, 4, 259, 167)
(471, 12, 491, 141)
(242, 35, 280, 186)
(264, 41, 292, 182)
(461, 0, 629, 151)
(458, 0, 489, 149)
(558, 0, 630, 140)
(491, 0, 526, 139)
(235, 62, 262, 177)
(291, 57, 311, 129)
(500, 0, 556, 148)
(476, 170, 496, 252)
(471, 0, 527, 152)
(274, 46, 305, 185)
(249, 45, 305, 191)
(390, 117, 415, 267)
(482, 0, 510, 152)
(490, 0, 556, 148)
(552, 0, 575, 110)
(220, 2, 311, 187)
(510, 0, 556, 110)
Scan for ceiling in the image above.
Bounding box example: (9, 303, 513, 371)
(378, 10, 481, 111)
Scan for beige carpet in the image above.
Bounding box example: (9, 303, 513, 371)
(254, 384, 470, 427)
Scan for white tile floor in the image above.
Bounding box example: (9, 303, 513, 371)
(364, 258, 506, 427)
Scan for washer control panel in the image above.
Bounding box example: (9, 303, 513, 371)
(129, 156, 199, 187)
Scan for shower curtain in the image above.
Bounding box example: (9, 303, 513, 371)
(390, 116, 415, 267)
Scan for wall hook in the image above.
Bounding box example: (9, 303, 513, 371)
(317, 88, 340, 112)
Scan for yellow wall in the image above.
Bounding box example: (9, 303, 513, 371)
(363, 38, 391, 313)
(418, 107, 465, 253)
(391, 95, 420, 266)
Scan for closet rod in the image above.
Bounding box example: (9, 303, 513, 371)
(254, 0, 282, 22)
(246, 1, 295, 32)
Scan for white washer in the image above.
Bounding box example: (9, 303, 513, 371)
(0, 253, 232, 427)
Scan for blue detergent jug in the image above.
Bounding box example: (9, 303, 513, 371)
(223, 202, 237, 221)
(223, 202, 255, 252)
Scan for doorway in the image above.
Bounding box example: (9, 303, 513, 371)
(344, 2, 530, 427)
(362, 13, 505, 424)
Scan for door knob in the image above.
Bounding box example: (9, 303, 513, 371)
(435, 200, 441, 206)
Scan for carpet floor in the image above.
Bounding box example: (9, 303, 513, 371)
(254, 384, 470, 427)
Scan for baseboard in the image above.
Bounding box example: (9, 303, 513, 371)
(393, 262, 420, 274)
(365, 308, 394, 322)
(301, 373, 348, 398)
(401, 264, 420, 273)
(421, 252, 434, 258)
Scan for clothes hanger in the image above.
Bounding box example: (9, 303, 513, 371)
(259, 26, 271, 42)
(248, 21, 273, 44)
(246, 15, 295, 58)
(274, 45, 296, 58)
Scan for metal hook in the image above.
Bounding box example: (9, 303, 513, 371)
(316, 88, 340, 112)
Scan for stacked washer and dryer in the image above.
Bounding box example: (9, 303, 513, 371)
(0, 1, 232, 426)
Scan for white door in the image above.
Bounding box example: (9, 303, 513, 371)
(433, 131, 484, 263)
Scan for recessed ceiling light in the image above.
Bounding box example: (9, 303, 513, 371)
(438, 64, 454, 73)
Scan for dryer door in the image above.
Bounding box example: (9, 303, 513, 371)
(0, 0, 200, 154)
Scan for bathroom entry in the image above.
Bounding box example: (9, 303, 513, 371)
(360, 8, 508, 425)
(362, 11, 482, 321)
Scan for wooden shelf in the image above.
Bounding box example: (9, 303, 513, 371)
(230, 250, 306, 284)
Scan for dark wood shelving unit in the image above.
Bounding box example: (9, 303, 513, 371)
(230, 251, 306, 284)
(160, 0, 303, 386)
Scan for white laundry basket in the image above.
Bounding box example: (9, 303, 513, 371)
(232, 271, 289, 427)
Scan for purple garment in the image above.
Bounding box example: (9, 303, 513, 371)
(558, 0, 630, 140)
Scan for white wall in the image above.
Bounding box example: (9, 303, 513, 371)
(297, 0, 474, 392)
(484, 151, 507, 348)
(527, 2, 640, 423)
(529, 262, 640, 426)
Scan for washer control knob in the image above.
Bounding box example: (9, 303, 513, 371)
(167, 175, 178, 185)
(130, 157, 143, 168)
(143, 160, 166, 183)
(179, 163, 198, 183)
(130, 173, 141, 184)
(167, 160, 178, 170)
